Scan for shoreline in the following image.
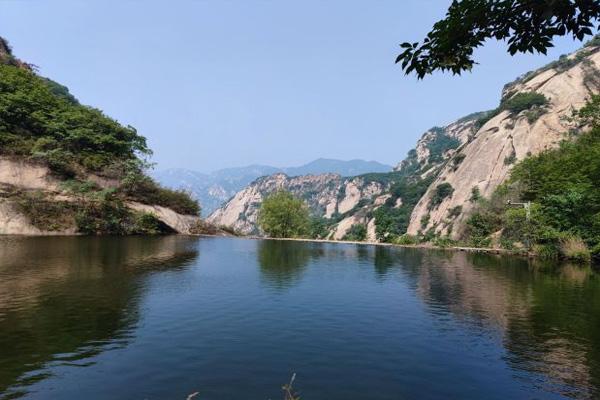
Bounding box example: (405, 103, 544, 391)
(197, 233, 530, 258)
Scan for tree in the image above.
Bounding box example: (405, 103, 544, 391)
(258, 191, 310, 238)
(397, 0, 600, 78)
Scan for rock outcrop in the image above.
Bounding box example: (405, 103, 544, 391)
(0, 157, 201, 235)
(407, 46, 600, 239)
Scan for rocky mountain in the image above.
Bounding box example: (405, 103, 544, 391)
(152, 159, 392, 216)
(209, 41, 600, 242)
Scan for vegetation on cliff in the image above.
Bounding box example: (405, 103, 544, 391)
(464, 95, 600, 262)
(0, 37, 200, 233)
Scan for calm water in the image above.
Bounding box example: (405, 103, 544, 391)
(0, 237, 599, 399)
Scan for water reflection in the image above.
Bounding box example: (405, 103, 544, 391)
(1, 238, 600, 399)
(394, 250, 600, 399)
(0, 236, 199, 398)
(257, 240, 310, 290)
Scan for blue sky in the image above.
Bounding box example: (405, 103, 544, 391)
(0, 1, 587, 172)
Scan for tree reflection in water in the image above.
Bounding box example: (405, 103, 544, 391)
(0, 236, 199, 398)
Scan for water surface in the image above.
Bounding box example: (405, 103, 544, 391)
(0, 236, 599, 399)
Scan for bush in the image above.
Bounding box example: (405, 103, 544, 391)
(447, 205, 462, 218)
(502, 92, 548, 114)
(120, 171, 200, 215)
(393, 234, 420, 245)
(343, 223, 367, 241)
(560, 235, 591, 263)
(475, 92, 548, 128)
(452, 153, 466, 170)
(469, 186, 481, 202)
(432, 236, 457, 247)
(16, 191, 75, 231)
(426, 131, 460, 163)
(429, 183, 454, 209)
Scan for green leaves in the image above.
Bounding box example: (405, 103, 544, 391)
(0, 64, 151, 175)
(258, 191, 311, 238)
(397, 1, 600, 78)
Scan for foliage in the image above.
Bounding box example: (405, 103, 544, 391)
(0, 64, 150, 175)
(452, 153, 466, 170)
(16, 191, 76, 231)
(447, 205, 462, 218)
(476, 91, 548, 127)
(119, 170, 200, 215)
(258, 191, 310, 238)
(428, 183, 454, 210)
(396, 1, 600, 78)
(469, 186, 482, 203)
(309, 217, 333, 239)
(392, 234, 420, 245)
(560, 235, 591, 263)
(463, 95, 600, 259)
(374, 174, 434, 241)
(426, 132, 460, 163)
(343, 223, 367, 241)
(503, 92, 548, 114)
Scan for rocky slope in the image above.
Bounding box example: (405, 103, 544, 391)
(209, 41, 600, 242)
(152, 159, 392, 216)
(408, 45, 600, 239)
(0, 157, 201, 235)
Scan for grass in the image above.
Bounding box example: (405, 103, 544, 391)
(560, 235, 591, 263)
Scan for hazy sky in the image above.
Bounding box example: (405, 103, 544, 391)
(0, 1, 587, 172)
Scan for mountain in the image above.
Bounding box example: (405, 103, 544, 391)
(151, 159, 392, 216)
(209, 40, 600, 243)
(0, 37, 206, 235)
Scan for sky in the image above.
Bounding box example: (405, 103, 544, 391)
(0, 1, 587, 172)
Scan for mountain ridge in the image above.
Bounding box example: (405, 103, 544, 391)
(152, 158, 392, 215)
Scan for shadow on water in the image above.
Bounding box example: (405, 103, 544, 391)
(0, 236, 199, 399)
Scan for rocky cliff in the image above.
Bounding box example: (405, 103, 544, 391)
(209, 41, 600, 242)
(408, 45, 600, 239)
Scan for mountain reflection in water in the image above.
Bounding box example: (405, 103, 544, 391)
(0, 237, 598, 399)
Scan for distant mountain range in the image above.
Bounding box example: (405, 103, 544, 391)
(151, 158, 393, 216)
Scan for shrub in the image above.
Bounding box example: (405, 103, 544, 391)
(429, 183, 454, 209)
(426, 132, 460, 163)
(420, 214, 430, 228)
(432, 236, 457, 247)
(120, 171, 200, 215)
(560, 235, 591, 263)
(502, 92, 548, 114)
(452, 153, 466, 170)
(393, 234, 420, 245)
(532, 243, 560, 259)
(475, 91, 548, 128)
(448, 205, 462, 218)
(469, 186, 481, 202)
(343, 223, 367, 241)
(17, 191, 75, 231)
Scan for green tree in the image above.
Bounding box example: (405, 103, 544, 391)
(258, 191, 310, 238)
(397, 1, 600, 78)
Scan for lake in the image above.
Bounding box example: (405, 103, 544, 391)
(0, 236, 599, 399)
